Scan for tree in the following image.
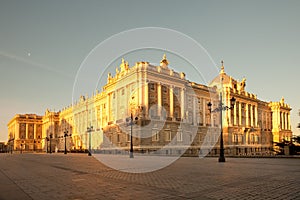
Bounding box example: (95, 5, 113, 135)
(274, 138, 300, 155)
(274, 139, 291, 155)
(292, 136, 300, 144)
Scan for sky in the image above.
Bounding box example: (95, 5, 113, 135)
(0, 0, 300, 141)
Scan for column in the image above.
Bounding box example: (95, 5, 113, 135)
(83, 99, 90, 128)
(250, 104, 253, 127)
(34, 124, 37, 139)
(181, 88, 185, 119)
(115, 90, 118, 120)
(15, 123, 20, 139)
(245, 131, 248, 145)
(95, 107, 98, 130)
(287, 113, 290, 130)
(226, 91, 231, 126)
(145, 82, 149, 117)
(139, 81, 143, 107)
(169, 86, 174, 119)
(202, 98, 206, 126)
(193, 96, 196, 125)
(26, 123, 29, 139)
(233, 101, 237, 126)
(100, 106, 103, 128)
(266, 112, 269, 130)
(157, 83, 162, 117)
(255, 106, 258, 128)
(106, 93, 110, 122)
(41, 122, 44, 139)
(127, 85, 130, 111)
(245, 104, 249, 127)
(228, 98, 231, 126)
(281, 112, 284, 130)
(239, 102, 242, 125)
(284, 112, 287, 130)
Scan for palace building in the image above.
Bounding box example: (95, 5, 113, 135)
(7, 55, 292, 156)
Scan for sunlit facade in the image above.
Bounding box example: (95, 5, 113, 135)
(7, 55, 292, 156)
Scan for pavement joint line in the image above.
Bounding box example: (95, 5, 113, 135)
(0, 167, 34, 200)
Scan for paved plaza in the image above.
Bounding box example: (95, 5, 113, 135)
(0, 153, 299, 200)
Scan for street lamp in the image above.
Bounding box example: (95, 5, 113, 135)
(64, 129, 71, 154)
(126, 113, 138, 158)
(207, 93, 236, 162)
(33, 140, 36, 152)
(20, 143, 23, 154)
(49, 134, 53, 154)
(87, 125, 93, 156)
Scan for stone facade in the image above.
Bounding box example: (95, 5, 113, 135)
(7, 114, 43, 151)
(7, 55, 292, 156)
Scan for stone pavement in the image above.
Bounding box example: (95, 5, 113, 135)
(0, 153, 299, 200)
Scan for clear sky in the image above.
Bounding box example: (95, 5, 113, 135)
(1, 0, 300, 141)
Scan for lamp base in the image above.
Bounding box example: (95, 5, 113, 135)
(129, 152, 134, 158)
(218, 156, 225, 162)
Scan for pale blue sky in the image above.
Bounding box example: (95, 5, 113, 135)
(1, 0, 300, 141)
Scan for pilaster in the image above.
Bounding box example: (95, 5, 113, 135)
(169, 86, 174, 119)
(157, 83, 162, 118)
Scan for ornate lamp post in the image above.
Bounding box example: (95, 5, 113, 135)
(207, 93, 236, 162)
(87, 125, 93, 156)
(49, 134, 53, 154)
(64, 129, 71, 154)
(126, 113, 138, 158)
(33, 140, 36, 152)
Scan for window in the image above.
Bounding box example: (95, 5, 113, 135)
(150, 83, 155, 90)
(251, 134, 255, 144)
(174, 88, 179, 95)
(163, 86, 167, 93)
(165, 130, 171, 141)
(117, 134, 120, 143)
(198, 134, 202, 142)
(177, 129, 183, 142)
(254, 135, 259, 143)
(152, 129, 159, 141)
(232, 134, 237, 143)
(213, 116, 217, 127)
